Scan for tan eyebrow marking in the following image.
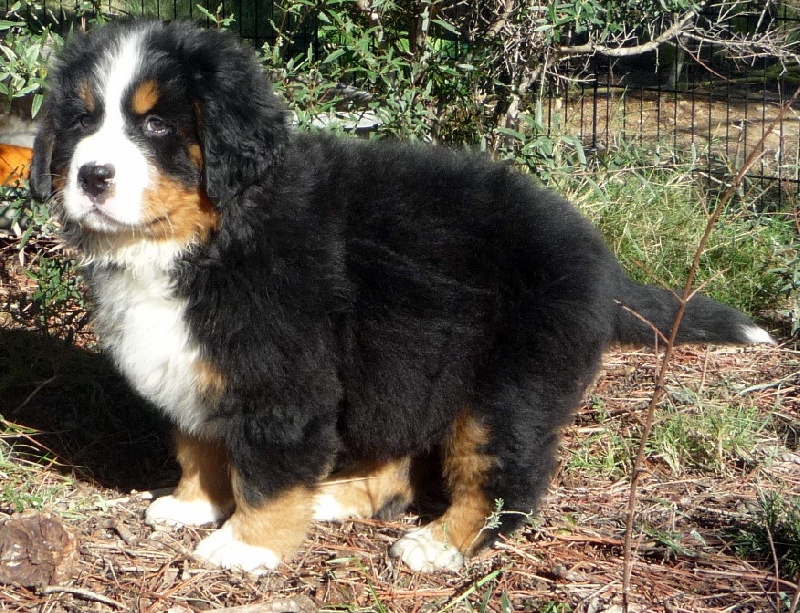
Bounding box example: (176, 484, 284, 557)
(78, 79, 95, 113)
(131, 79, 160, 115)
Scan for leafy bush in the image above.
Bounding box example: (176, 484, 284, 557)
(263, 0, 490, 145)
(1, 0, 797, 332)
(0, 2, 59, 117)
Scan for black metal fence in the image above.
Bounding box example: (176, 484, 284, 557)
(555, 9, 800, 209)
(24, 0, 800, 208)
(36, 0, 295, 46)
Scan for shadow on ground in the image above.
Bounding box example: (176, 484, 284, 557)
(0, 328, 175, 493)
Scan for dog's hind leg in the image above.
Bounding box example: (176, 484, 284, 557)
(390, 306, 603, 572)
(389, 408, 497, 572)
(146, 431, 235, 527)
(313, 457, 415, 522)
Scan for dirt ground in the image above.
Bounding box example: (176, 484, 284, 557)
(0, 235, 799, 612)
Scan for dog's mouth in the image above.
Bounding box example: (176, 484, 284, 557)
(95, 210, 170, 230)
(73, 202, 129, 231)
(72, 200, 167, 236)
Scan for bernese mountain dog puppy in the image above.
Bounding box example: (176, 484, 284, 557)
(30, 19, 774, 573)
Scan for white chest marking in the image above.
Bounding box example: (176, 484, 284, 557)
(91, 260, 211, 435)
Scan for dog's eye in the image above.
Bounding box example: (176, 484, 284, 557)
(143, 115, 172, 137)
(74, 113, 95, 130)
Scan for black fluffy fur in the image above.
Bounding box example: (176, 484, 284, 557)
(31, 20, 769, 543)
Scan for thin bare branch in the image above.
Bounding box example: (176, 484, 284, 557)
(556, 11, 698, 58)
(620, 85, 800, 612)
(39, 586, 124, 609)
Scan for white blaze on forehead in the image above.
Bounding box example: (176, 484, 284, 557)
(97, 30, 147, 131)
(64, 29, 155, 230)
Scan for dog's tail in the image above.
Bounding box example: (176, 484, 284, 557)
(612, 276, 775, 347)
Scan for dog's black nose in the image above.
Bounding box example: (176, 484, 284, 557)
(78, 163, 115, 198)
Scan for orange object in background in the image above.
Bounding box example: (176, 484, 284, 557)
(0, 143, 32, 186)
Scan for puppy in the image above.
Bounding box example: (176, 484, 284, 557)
(30, 19, 773, 573)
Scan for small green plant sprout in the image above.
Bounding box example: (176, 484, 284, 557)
(195, 3, 236, 30)
(482, 498, 535, 533)
(735, 491, 800, 579)
(21, 253, 86, 337)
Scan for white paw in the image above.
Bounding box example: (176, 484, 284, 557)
(194, 522, 281, 573)
(388, 526, 465, 572)
(312, 492, 363, 522)
(145, 495, 230, 527)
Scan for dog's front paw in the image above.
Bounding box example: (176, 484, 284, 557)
(145, 495, 230, 527)
(194, 523, 281, 573)
(389, 526, 465, 572)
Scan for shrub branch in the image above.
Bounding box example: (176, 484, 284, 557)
(620, 85, 800, 612)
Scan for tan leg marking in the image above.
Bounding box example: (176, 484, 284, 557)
(314, 457, 413, 521)
(230, 475, 314, 560)
(389, 408, 496, 571)
(436, 408, 495, 553)
(194, 475, 314, 571)
(145, 431, 234, 527)
(172, 431, 233, 509)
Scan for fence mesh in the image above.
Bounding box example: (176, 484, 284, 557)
(547, 4, 800, 209)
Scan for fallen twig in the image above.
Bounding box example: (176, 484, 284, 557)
(789, 572, 800, 613)
(39, 585, 124, 609)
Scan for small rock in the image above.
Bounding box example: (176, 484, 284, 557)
(550, 563, 587, 582)
(0, 511, 78, 587)
(210, 596, 318, 612)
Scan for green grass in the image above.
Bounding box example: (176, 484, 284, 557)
(0, 419, 77, 514)
(553, 156, 797, 320)
(438, 568, 510, 612)
(565, 397, 635, 479)
(321, 558, 392, 613)
(647, 398, 770, 476)
(735, 491, 800, 579)
(566, 390, 774, 479)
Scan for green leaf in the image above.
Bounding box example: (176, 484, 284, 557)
(495, 127, 526, 142)
(431, 18, 459, 35)
(31, 92, 43, 118)
(323, 48, 346, 64)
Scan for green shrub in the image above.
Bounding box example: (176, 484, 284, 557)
(735, 491, 800, 579)
(1, 1, 796, 333)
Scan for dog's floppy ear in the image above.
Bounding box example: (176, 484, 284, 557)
(30, 109, 55, 201)
(187, 28, 289, 205)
